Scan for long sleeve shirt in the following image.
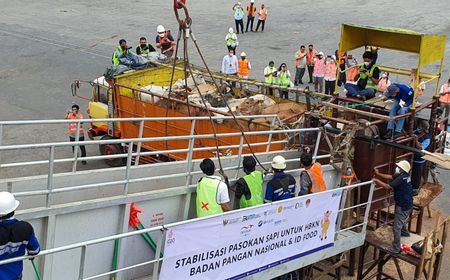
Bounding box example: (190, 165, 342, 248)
(221, 55, 239, 75)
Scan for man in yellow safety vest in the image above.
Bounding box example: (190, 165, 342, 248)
(234, 156, 264, 208)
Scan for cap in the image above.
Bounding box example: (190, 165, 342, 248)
(385, 84, 399, 97)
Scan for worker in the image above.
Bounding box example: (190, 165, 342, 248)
(65, 104, 87, 165)
(264, 155, 296, 202)
(412, 120, 430, 195)
(313, 52, 326, 93)
(264, 61, 277, 96)
(373, 160, 413, 254)
(344, 51, 380, 100)
(255, 3, 267, 32)
(277, 63, 292, 99)
(245, 0, 257, 32)
(196, 159, 231, 217)
(234, 156, 264, 208)
(324, 55, 337, 95)
(306, 44, 317, 84)
(378, 72, 391, 92)
(439, 78, 450, 118)
(335, 47, 347, 86)
(156, 25, 175, 58)
(382, 83, 414, 140)
(0, 192, 40, 280)
(237, 52, 251, 79)
(112, 39, 130, 66)
(225, 27, 238, 55)
(221, 49, 239, 89)
(410, 69, 426, 96)
(136, 37, 156, 55)
(298, 152, 326, 196)
(232, 2, 245, 34)
(294, 45, 307, 86)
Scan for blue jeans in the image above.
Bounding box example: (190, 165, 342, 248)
(387, 99, 410, 133)
(344, 83, 375, 97)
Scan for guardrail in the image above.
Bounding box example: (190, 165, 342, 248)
(0, 181, 375, 280)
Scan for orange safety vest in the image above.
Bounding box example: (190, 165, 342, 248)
(324, 62, 337, 79)
(304, 163, 327, 193)
(337, 50, 346, 65)
(238, 59, 250, 77)
(295, 51, 305, 67)
(259, 7, 267, 20)
(247, 5, 256, 17)
(440, 83, 450, 104)
(347, 66, 359, 82)
(378, 78, 390, 92)
(306, 50, 316, 66)
(68, 112, 84, 135)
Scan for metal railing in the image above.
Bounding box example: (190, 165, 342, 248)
(0, 181, 375, 280)
(0, 117, 329, 210)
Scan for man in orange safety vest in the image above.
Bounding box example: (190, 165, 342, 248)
(299, 150, 327, 195)
(65, 104, 87, 165)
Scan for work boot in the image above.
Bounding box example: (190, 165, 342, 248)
(401, 231, 411, 237)
(383, 246, 401, 255)
(382, 129, 393, 140)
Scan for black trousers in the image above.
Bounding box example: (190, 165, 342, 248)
(255, 19, 265, 31)
(411, 162, 424, 190)
(324, 80, 336, 95)
(279, 89, 289, 99)
(235, 19, 244, 34)
(246, 16, 255, 31)
(70, 136, 87, 158)
(307, 65, 314, 83)
(337, 63, 346, 86)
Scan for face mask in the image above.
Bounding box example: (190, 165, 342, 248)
(158, 33, 165, 38)
(364, 61, 370, 67)
(381, 74, 387, 78)
(140, 44, 146, 48)
(394, 167, 401, 175)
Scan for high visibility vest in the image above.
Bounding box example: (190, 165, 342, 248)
(278, 71, 290, 87)
(378, 78, 390, 92)
(259, 7, 267, 20)
(313, 58, 326, 76)
(226, 33, 237, 47)
(112, 45, 124, 65)
(68, 112, 84, 136)
(306, 50, 316, 66)
(295, 51, 305, 67)
(347, 66, 359, 82)
(303, 163, 327, 193)
(264, 66, 276, 84)
(240, 171, 264, 208)
(324, 62, 337, 80)
(247, 5, 256, 17)
(238, 59, 250, 77)
(196, 177, 223, 217)
(138, 44, 151, 55)
(359, 64, 378, 91)
(440, 83, 450, 104)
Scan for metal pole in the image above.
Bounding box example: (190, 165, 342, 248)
(0, 124, 3, 163)
(124, 141, 134, 195)
(266, 117, 277, 153)
(72, 121, 81, 172)
(235, 135, 245, 180)
(46, 146, 55, 208)
(134, 120, 145, 166)
(335, 189, 348, 239)
(361, 182, 375, 233)
(78, 245, 87, 280)
(185, 120, 196, 186)
(312, 130, 322, 161)
(152, 232, 165, 280)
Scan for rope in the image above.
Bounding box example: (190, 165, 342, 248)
(31, 259, 42, 280)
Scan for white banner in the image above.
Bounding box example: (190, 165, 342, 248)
(160, 189, 343, 280)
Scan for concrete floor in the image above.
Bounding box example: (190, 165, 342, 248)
(0, 0, 449, 278)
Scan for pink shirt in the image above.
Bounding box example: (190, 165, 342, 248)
(313, 58, 326, 77)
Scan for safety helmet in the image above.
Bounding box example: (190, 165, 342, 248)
(229, 27, 234, 33)
(271, 155, 286, 170)
(318, 51, 324, 56)
(0, 192, 20, 216)
(240, 52, 246, 57)
(395, 160, 411, 173)
(157, 25, 166, 33)
(251, 0, 254, 3)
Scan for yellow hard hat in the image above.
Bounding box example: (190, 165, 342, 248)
(396, 160, 411, 173)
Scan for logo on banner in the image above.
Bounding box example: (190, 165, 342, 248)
(295, 202, 303, 209)
(166, 229, 176, 246)
(242, 213, 261, 222)
(258, 219, 273, 227)
(223, 217, 240, 226)
(264, 209, 277, 216)
(274, 218, 287, 226)
(277, 206, 283, 213)
(240, 224, 255, 236)
(332, 192, 341, 198)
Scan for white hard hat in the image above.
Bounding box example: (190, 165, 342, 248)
(240, 52, 246, 57)
(396, 160, 411, 173)
(271, 155, 286, 170)
(229, 27, 234, 33)
(318, 51, 324, 56)
(237, 1, 241, 5)
(157, 25, 166, 33)
(331, 55, 336, 60)
(251, 0, 254, 3)
(0, 192, 20, 216)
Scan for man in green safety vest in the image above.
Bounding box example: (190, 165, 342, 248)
(234, 156, 264, 209)
(264, 61, 277, 96)
(344, 51, 380, 100)
(112, 39, 131, 66)
(196, 159, 231, 218)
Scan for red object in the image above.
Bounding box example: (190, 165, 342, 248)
(201, 201, 209, 211)
(401, 244, 419, 257)
(129, 202, 143, 229)
(174, 0, 186, 9)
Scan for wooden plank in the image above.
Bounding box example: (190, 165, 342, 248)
(322, 102, 392, 121)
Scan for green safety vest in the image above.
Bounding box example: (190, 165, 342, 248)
(359, 64, 378, 91)
(226, 33, 237, 47)
(196, 177, 223, 218)
(240, 171, 264, 208)
(111, 45, 124, 66)
(264, 66, 276, 84)
(138, 44, 150, 55)
(278, 71, 290, 88)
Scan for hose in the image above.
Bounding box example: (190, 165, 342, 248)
(31, 258, 42, 280)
